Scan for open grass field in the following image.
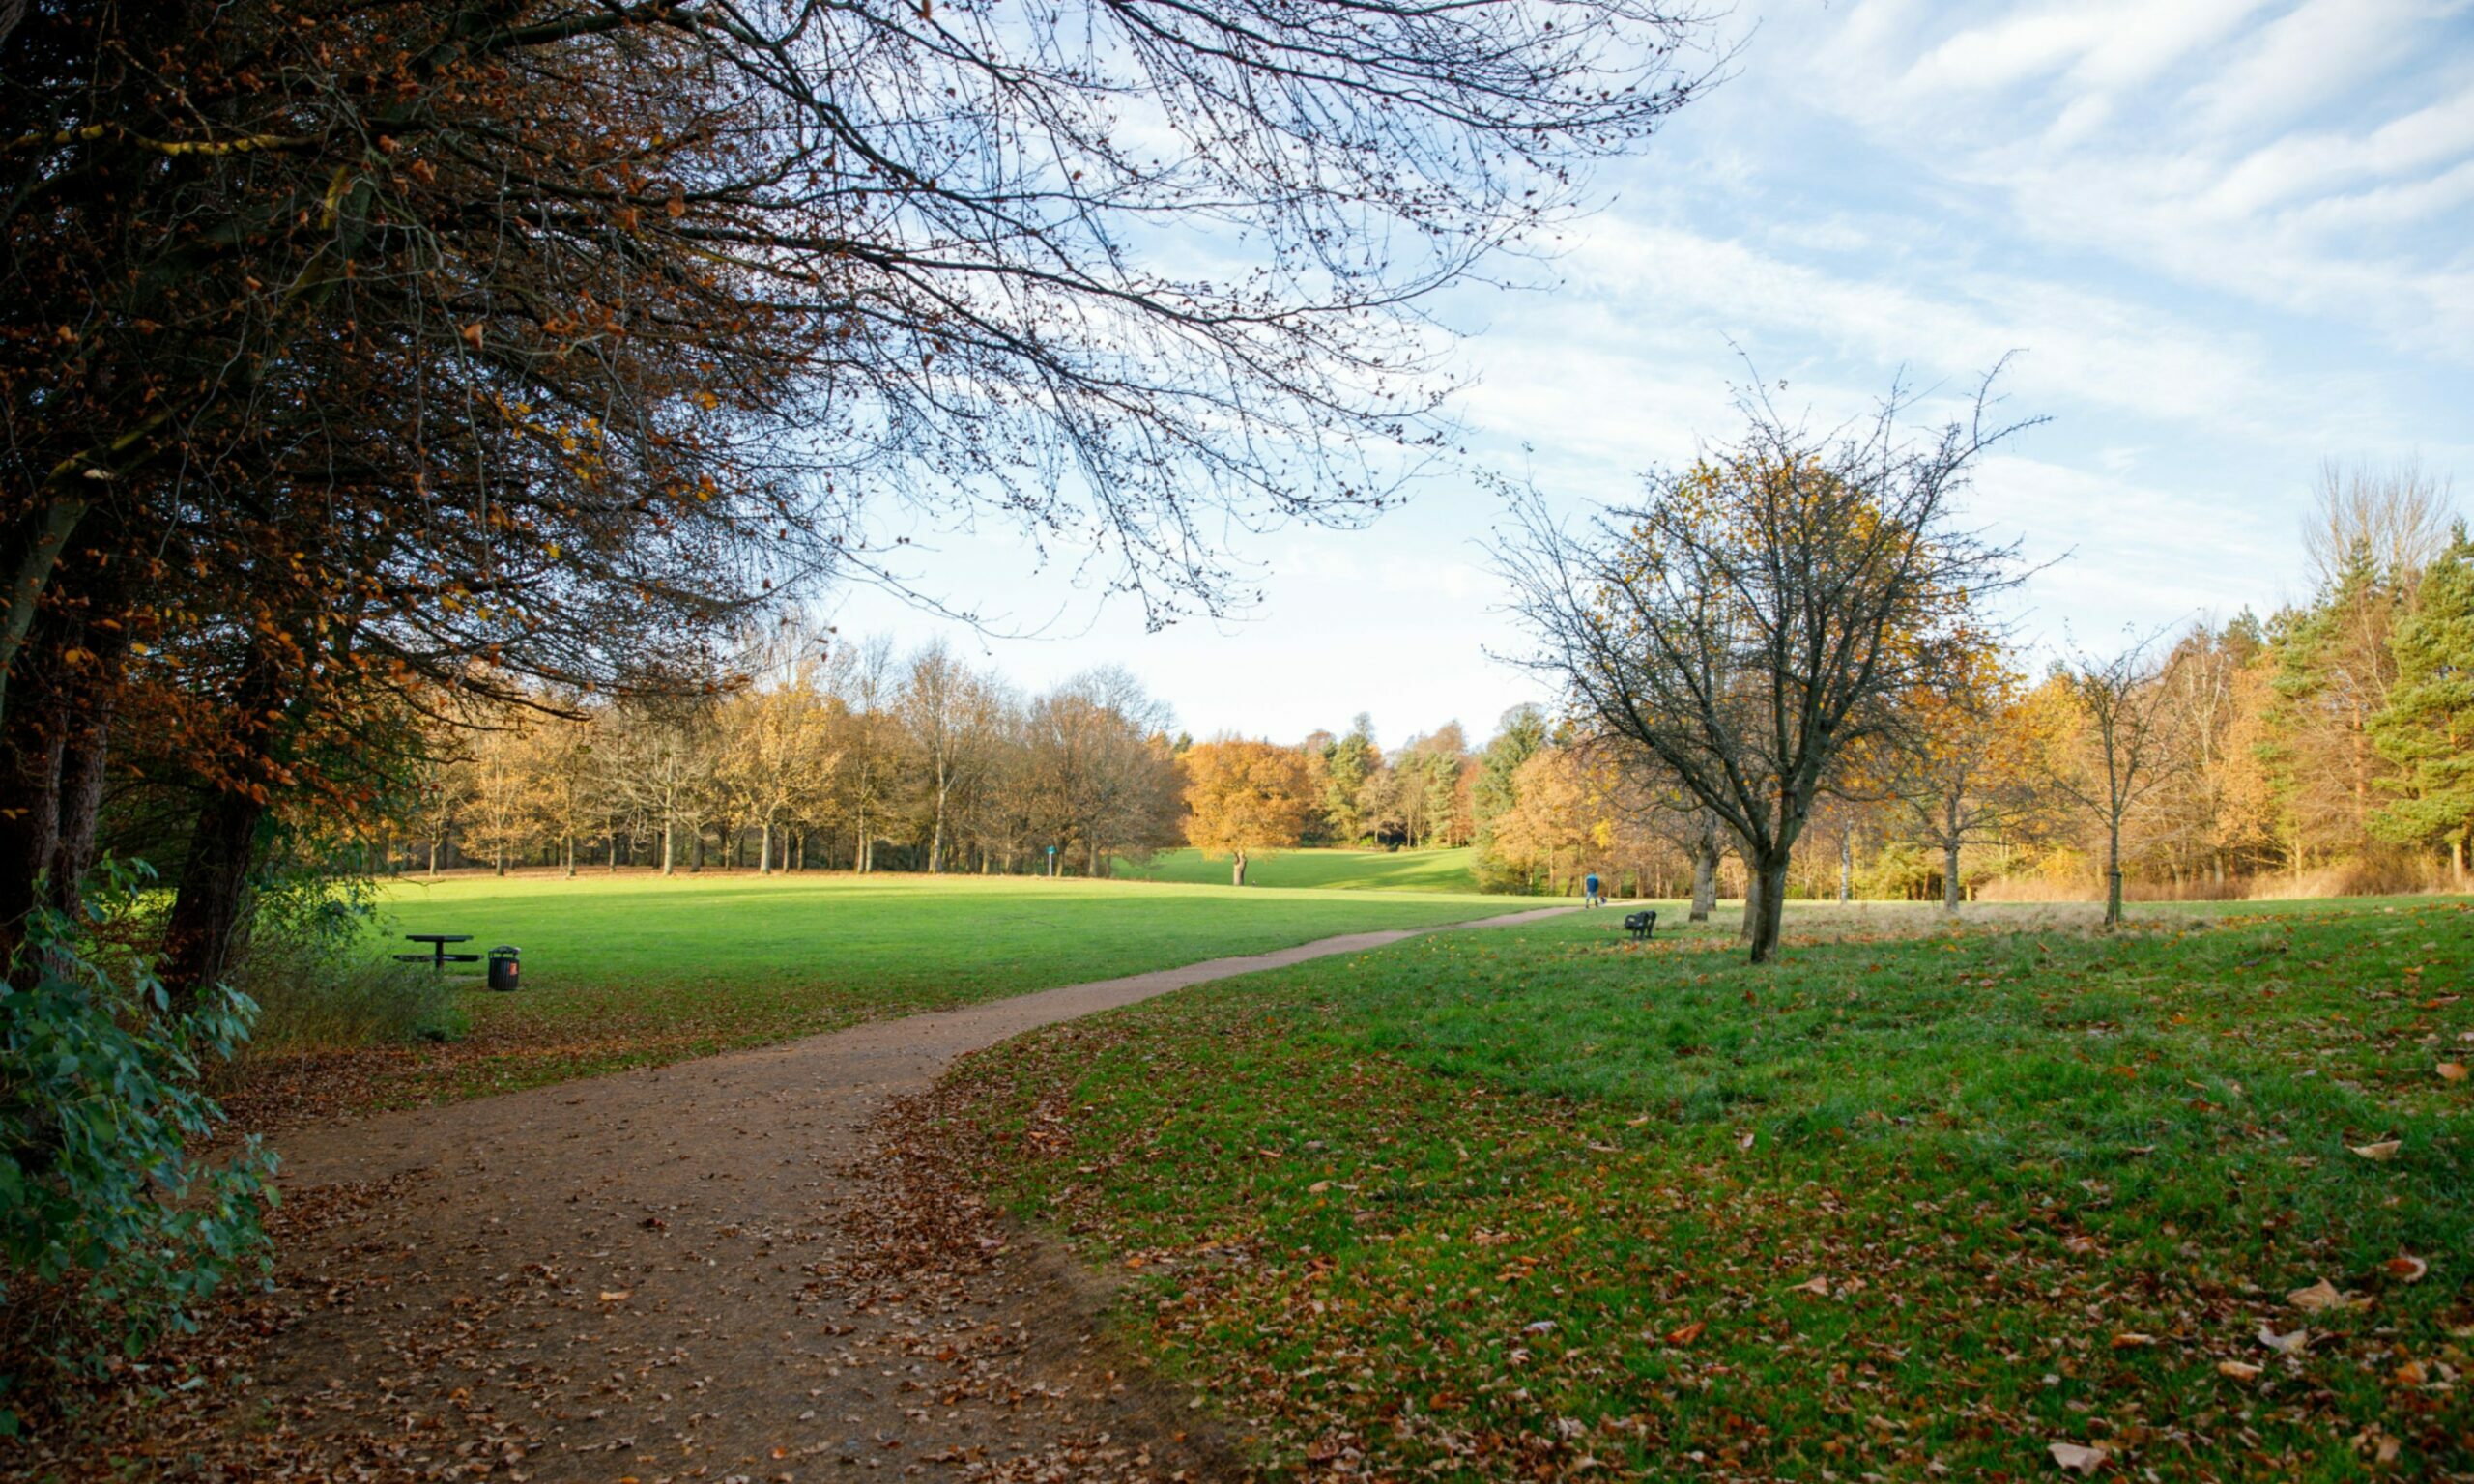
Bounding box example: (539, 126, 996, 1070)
(930, 897, 2474, 1480)
(287, 870, 1520, 1109)
(1116, 845, 1482, 893)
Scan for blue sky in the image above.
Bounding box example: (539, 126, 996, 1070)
(826, 0, 2474, 751)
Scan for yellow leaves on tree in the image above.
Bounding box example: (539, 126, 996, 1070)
(1180, 738, 1315, 885)
(1486, 747, 1608, 894)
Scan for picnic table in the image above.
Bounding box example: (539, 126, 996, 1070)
(397, 932, 481, 972)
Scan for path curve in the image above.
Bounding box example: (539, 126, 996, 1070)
(257, 906, 1576, 1482)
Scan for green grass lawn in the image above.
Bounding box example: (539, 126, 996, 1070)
(320, 870, 1521, 1104)
(932, 898, 2474, 1480)
(1117, 845, 1482, 892)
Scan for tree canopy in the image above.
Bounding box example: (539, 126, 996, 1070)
(1180, 738, 1315, 885)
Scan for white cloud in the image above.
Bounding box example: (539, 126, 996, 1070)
(1776, 0, 2474, 357)
(1903, 0, 2270, 98)
(1453, 339, 1732, 473)
(1975, 453, 2301, 644)
(2190, 0, 2441, 134)
(2205, 85, 2474, 217)
(1550, 219, 2309, 436)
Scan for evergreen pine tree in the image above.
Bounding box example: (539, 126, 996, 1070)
(1470, 705, 1548, 889)
(2370, 528, 2474, 880)
(2259, 537, 2408, 870)
(1321, 715, 1380, 844)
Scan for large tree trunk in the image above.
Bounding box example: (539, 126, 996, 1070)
(0, 602, 128, 967)
(1942, 838, 1962, 914)
(1747, 856, 1791, 964)
(0, 724, 66, 976)
(160, 786, 270, 1011)
(759, 821, 773, 874)
(1739, 849, 1761, 945)
(1837, 832, 1852, 904)
(662, 815, 676, 875)
(1688, 830, 1718, 923)
(162, 628, 312, 1009)
(1232, 849, 1248, 887)
(0, 499, 91, 731)
(45, 669, 119, 925)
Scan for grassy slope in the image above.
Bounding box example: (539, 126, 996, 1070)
(1118, 845, 1482, 893)
(349, 870, 1516, 1100)
(936, 899, 2474, 1481)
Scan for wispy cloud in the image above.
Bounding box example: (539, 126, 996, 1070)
(1546, 220, 2307, 435)
(1900, 0, 2273, 98)
(1770, 0, 2474, 355)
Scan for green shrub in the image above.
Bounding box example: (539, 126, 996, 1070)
(1855, 838, 1937, 899)
(229, 869, 462, 1049)
(1468, 836, 1541, 895)
(0, 865, 275, 1434)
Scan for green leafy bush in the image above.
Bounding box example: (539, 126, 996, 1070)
(1855, 838, 1938, 899)
(0, 866, 275, 1434)
(232, 867, 462, 1049)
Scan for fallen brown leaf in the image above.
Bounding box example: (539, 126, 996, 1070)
(2348, 1139, 2402, 1162)
(2216, 1360, 2262, 1380)
(2048, 1441, 2108, 1474)
(2384, 1255, 2429, 1283)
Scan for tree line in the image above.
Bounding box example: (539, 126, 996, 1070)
(388, 638, 1185, 881)
(399, 450, 2470, 915)
(1482, 446, 2471, 947)
(392, 660, 1500, 884)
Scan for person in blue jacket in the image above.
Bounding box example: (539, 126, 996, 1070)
(1584, 870, 1601, 907)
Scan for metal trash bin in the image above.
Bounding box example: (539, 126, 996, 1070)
(487, 945, 522, 992)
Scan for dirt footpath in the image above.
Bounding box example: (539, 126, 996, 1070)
(230, 908, 1574, 1483)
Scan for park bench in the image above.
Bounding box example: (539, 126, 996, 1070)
(397, 932, 481, 971)
(1623, 909, 1657, 942)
